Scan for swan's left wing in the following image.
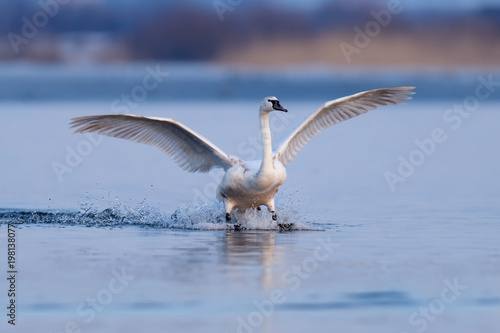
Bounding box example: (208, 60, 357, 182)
(70, 114, 237, 173)
(274, 87, 415, 166)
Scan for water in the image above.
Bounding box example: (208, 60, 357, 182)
(0, 63, 499, 102)
(0, 78, 499, 332)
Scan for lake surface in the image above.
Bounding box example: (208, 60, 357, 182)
(0, 75, 499, 332)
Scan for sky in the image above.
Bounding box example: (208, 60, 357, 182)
(281, 0, 500, 11)
(16, 0, 500, 11)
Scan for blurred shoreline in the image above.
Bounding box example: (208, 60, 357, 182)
(1, 1, 499, 68)
(215, 32, 500, 68)
(2, 31, 499, 68)
(1, 1, 499, 102)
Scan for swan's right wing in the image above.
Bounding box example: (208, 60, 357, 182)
(274, 87, 415, 166)
(70, 114, 238, 173)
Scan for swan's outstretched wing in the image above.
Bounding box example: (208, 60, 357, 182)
(70, 114, 237, 173)
(274, 87, 415, 166)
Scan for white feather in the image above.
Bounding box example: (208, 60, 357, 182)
(274, 87, 415, 166)
(70, 114, 237, 173)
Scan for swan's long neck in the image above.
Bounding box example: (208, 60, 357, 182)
(257, 111, 273, 177)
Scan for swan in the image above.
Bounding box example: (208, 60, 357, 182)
(70, 86, 415, 224)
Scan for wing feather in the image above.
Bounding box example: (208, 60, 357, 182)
(274, 87, 415, 166)
(70, 114, 236, 173)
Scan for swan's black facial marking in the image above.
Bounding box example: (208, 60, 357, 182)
(269, 99, 288, 112)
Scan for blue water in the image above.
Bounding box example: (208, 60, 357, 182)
(0, 66, 499, 332)
(0, 63, 499, 102)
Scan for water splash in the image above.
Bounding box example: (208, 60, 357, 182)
(170, 201, 318, 230)
(0, 200, 321, 231)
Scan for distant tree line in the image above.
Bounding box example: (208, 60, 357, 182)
(1, 0, 499, 61)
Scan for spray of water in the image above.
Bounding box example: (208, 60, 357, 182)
(0, 194, 322, 230)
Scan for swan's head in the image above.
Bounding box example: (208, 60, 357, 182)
(260, 96, 288, 113)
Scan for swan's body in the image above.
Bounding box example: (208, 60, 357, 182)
(216, 157, 287, 214)
(70, 87, 415, 222)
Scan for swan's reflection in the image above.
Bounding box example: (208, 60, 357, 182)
(222, 231, 284, 291)
(222, 231, 288, 333)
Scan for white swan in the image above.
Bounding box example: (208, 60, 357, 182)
(70, 86, 415, 223)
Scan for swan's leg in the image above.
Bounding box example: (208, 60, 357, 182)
(267, 199, 292, 229)
(224, 200, 236, 222)
(265, 200, 277, 220)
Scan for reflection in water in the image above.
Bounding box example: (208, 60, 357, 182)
(222, 231, 285, 333)
(223, 232, 283, 290)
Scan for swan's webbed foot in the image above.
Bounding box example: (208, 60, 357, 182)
(278, 223, 293, 231)
(225, 213, 241, 230)
(271, 211, 293, 230)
